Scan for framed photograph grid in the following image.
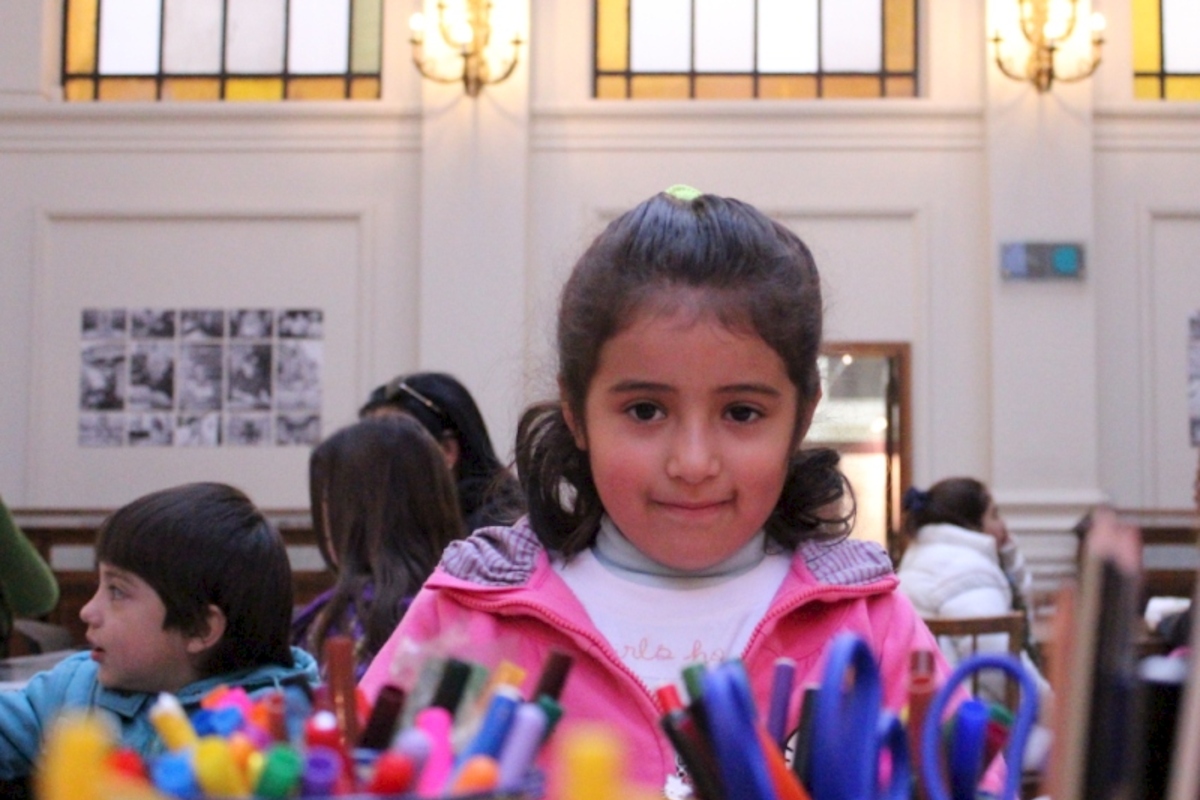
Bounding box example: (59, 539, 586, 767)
(79, 307, 323, 447)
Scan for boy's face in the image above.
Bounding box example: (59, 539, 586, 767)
(80, 563, 205, 694)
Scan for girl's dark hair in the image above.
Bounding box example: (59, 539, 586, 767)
(308, 416, 465, 665)
(516, 189, 852, 557)
(901, 477, 991, 539)
(359, 371, 523, 530)
(95, 482, 294, 675)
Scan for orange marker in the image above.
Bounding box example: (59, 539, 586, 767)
(448, 754, 501, 794)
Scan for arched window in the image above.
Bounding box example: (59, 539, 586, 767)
(62, 0, 384, 101)
(594, 0, 918, 99)
(1133, 0, 1200, 99)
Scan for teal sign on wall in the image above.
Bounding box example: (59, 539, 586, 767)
(1000, 243, 1085, 280)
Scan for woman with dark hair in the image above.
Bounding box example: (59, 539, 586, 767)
(292, 416, 466, 678)
(896, 477, 1053, 749)
(359, 372, 523, 532)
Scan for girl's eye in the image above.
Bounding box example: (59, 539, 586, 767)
(626, 402, 663, 422)
(726, 404, 762, 423)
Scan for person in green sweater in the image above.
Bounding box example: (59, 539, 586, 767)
(0, 495, 60, 659)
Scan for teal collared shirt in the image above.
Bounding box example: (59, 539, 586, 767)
(0, 647, 319, 780)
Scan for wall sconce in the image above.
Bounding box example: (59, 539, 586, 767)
(991, 0, 1105, 92)
(409, 1, 523, 97)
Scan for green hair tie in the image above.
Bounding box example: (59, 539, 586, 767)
(665, 184, 703, 202)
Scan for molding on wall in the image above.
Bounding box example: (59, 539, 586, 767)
(1095, 105, 1200, 152)
(0, 103, 422, 152)
(530, 102, 985, 152)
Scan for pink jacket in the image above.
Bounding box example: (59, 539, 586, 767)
(359, 519, 956, 792)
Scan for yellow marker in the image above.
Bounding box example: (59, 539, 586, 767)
(149, 692, 198, 752)
(36, 712, 114, 800)
(193, 736, 251, 798)
(557, 724, 623, 800)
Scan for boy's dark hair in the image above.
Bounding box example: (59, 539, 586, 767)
(901, 477, 991, 539)
(359, 371, 524, 530)
(95, 482, 294, 675)
(516, 189, 852, 557)
(308, 416, 465, 661)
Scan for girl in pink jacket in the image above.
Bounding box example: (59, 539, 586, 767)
(360, 186, 951, 796)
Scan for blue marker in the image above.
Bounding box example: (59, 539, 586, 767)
(766, 657, 796, 750)
(151, 751, 199, 799)
(456, 684, 522, 765)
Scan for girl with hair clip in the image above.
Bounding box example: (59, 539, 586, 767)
(292, 416, 466, 680)
(359, 372, 524, 533)
(360, 186, 957, 796)
(896, 477, 1054, 766)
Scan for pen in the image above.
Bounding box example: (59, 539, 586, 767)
(301, 746, 341, 797)
(193, 735, 250, 798)
(365, 750, 418, 794)
(150, 751, 198, 800)
(253, 744, 303, 799)
(430, 657, 474, 716)
(448, 754, 501, 793)
(659, 703, 723, 800)
(789, 685, 819, 793)
(36, 713, 113, 800)
(907, 649, 937, 800)
(456, 684, 522, 766)
(767, 657, 796, 751)
(325, 635, 359, 745)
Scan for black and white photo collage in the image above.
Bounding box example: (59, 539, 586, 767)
(79, 308, 323, 447)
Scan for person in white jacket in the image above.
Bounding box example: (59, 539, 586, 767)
(896, 477, 1053, 767)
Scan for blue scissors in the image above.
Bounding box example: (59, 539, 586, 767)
(921, 654, 1039, 800)
(700, 661, 777, 800)
(809, 633, 911, 800)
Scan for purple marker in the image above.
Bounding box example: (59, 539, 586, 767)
(495, 702, 549, 791)
(301, 746, 341, 796)
(393, 725, 432, 775)
(766, 656, 796, 750)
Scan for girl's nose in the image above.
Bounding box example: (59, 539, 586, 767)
(665, 424, 720, 483)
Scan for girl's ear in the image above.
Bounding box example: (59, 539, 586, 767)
(794, 385, 823, 448)
(559, 380, 588, 450)
(186, 604, 227, 655)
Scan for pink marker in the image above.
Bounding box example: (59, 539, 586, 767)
(413, 706, 454, 796)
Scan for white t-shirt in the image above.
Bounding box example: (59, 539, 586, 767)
(554, 519, 791, 696)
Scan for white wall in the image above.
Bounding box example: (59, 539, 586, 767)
(2, 0, 1198, 590)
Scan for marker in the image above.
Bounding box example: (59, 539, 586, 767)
(757, 725, 810, 800)
(535, 695, 564, 741)
(413, 706, 455, 796)
(105, 748, 147, 781)
(457, 685, 522, 764)
(358, 684, 406, 750)
(532, 650, 574, 701)
(682, 664, 707, 703)
(431, 658, 474, 716)
(261, 691, 290, 743)
(556, 724, 624, 800)
(301, 746, 341, 797)
(948, 699, 989, 800)
(254, 744, 303, 799)
(448, 754, 501, 794)
(150, 693, 198, 752)
(150, 751, 198, 799)
(325, 635, 359, 744)
(766, 657, 796, 751)
(655, 684, 685, 715)
(393, 725, 433, 774)
(496, 702, 549, 791)
(366, 751, 417, 794)
(659, 706, 723, 800)
(36, 713, 113, 800)
(193, 736, 250, 798)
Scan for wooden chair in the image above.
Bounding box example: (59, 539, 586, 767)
(922, 612, 1027, 713)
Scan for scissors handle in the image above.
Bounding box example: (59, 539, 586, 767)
(701, 662, 777, 800)
(876, 711, 911, 800)
(921, 654, 1040, 800)
(810, 633, 885, 800)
